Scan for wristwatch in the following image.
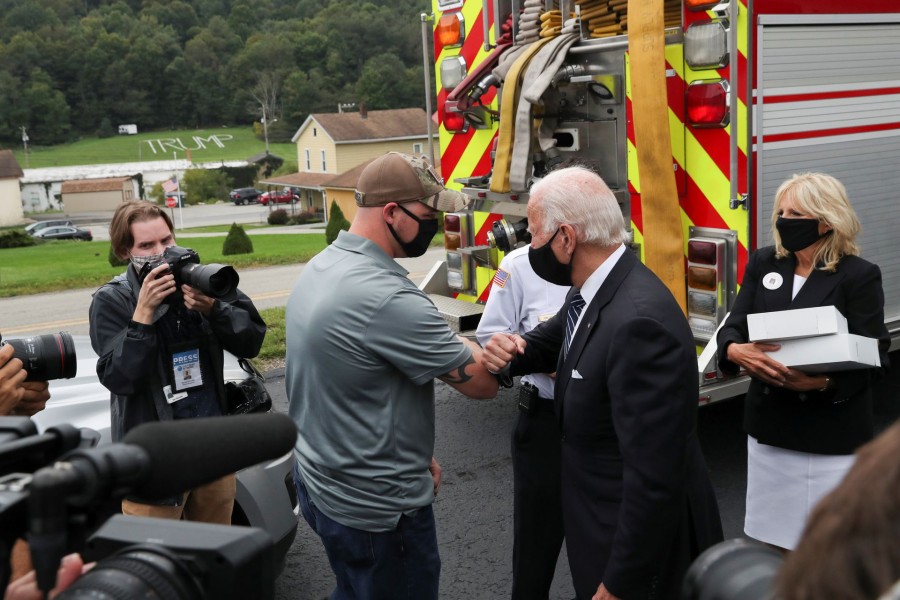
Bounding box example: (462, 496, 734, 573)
(818, 375, 832, 392)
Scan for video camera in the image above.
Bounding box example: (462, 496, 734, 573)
(0, 413, 297, 599)
(137, 245, 239, 300)
(0, 331, 77, 381)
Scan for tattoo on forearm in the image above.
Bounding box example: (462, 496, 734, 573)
(439, 356, 475, 384)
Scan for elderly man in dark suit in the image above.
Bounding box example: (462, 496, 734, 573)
(483, 166, 723, 600)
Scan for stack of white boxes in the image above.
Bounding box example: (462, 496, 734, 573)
(747, 306, 881, 373)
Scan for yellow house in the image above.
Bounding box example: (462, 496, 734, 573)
(270, 107, 436, 218)
(322, 155, 448, 224)
(60, 177, 136, 213)
(320, 159, 378, 223)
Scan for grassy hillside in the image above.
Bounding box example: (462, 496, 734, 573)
(11, 127, 297, 169)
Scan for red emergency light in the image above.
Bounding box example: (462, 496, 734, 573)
(686, 80, 729, 128)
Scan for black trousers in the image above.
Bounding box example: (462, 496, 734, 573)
(511, 399, 566, 600)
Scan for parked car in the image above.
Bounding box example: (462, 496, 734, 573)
(30, 335, 299, 573)
(25, 220, 74, 235)
(32, 226, 93, 241)
(230, 188, 263, 205)
(259, 189, 299, 206)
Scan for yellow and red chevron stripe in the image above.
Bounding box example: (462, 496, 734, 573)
(434, 0, 501, 191)
(453, 211, 504, 302)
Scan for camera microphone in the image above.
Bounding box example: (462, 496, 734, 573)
(28, 413, 298, 595)
(121, 412, 297, 499)
(53, 412, 298, 503)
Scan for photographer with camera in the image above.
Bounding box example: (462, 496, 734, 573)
(88, 201, 265, 524)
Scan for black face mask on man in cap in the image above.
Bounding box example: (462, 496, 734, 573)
(388, 203, 439, 258)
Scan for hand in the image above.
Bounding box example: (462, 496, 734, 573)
(0, 344, 26, 416)
(14, 381, 50, 416)
(429, 457, 442, 496)
(592, 583, 621, 600)
(4, 553, 87, 600)
(782, 368, 828, 392)
(726, 341, 791, 387)
(134, 263, 177, 324)
(182, 285, 215, 315)
(482, 333, 527, 374)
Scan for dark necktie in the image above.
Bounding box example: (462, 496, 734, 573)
(564, 292, 586, 359)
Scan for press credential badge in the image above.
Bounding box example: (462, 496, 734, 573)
(172, 348, 203, 391)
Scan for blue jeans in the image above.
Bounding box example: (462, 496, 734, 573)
(294, 464, 440, 600)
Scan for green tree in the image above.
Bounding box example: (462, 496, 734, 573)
(356, 53, 424, 110)
(222, 222, 253, 255)
(22, 68, 71, 144)
(182, 168, 229, 204)
(325, 200, 350, 246)
(96, 116, 115, 138)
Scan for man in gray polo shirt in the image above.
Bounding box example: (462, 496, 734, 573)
(285, 152, 499, 600)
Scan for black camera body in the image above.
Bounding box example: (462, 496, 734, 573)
(59, 515, 275, 599)
(137, 246, 239, 299)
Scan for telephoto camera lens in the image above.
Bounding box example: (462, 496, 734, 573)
(681, 538, 783, 600)
(1, 332, 76, 381)
(180, 262, 239, 298)
(57, 545, 202, 600)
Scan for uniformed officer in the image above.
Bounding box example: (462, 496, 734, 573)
(476, 244, 570, 600)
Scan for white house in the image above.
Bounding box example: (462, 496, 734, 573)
(0, 150, 25, 227)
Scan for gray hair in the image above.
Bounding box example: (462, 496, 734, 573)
(529, 166, 627, 247)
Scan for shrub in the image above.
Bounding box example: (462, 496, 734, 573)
(108, 245, 129, 267)
(288, 213, 322, 225)
(96, 117, 116, 138)
(0, 230, 38, 249)
(222, 222, 254, 256)
(325, 201, 350, 245)
(267, 209, 288, 225)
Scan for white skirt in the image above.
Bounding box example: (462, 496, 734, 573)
(744, 435, 855, 550)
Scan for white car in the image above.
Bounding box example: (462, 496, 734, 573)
(25, 220, 74, 235)
(29, 335, 299, 572)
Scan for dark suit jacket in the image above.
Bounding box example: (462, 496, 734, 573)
(512, 250, 723, 600)
(717, 246, 890, 455)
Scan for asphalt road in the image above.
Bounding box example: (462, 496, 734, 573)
(269, 376, 750, 600)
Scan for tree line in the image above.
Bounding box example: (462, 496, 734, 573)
(0, 0, 430, 148)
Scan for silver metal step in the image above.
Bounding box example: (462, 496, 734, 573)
(427, 294, 484, 334)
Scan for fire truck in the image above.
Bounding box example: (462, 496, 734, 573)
(419, 0, 900, 403)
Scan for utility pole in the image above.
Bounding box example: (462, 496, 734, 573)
(261, 105, 270, 155)
(20, 126, 29, 168)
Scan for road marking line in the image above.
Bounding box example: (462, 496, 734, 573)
(3, 318, 88, 335)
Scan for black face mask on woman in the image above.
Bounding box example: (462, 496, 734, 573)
(528, 228, 573, 286)
(776, 217, 830, 252)
(388, 203, 439, 258)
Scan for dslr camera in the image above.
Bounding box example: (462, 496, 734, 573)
(0, 331, 77, 381)
(137, 246, 239, 299)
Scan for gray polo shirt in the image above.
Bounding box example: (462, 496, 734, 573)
(285, 230, 471, 532)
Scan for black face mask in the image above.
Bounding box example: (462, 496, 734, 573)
(528, 228, 573, 286)
(388, 203, 439, 258)
(776, 217, 829, 252)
